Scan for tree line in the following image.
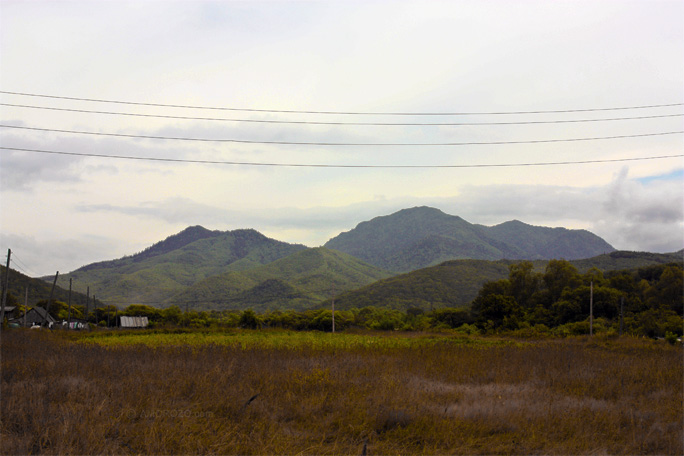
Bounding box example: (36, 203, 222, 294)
(3, 260, 682, 339)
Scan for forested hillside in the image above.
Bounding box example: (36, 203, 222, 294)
(1, 265, 102, 308)
(325, 206, 614, 272)
(56, 228, 307, 304)
(170, 247, 391, 311)
(324, 251, 683, 312)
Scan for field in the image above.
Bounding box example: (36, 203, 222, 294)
(1, 329, 682, 455)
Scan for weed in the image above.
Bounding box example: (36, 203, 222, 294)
(1, 329, 681, 454)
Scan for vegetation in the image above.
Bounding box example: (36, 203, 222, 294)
(327, 259, 511, 311)
(5, 250, 680, 339)
(323, 251, 683, 314)
(0, 265, 100, 309)
(1, 329, 681, 454)
(325, 206, 615, 272)
(470, 260, 683, 338)
(170, 247, 391, 311)
(56, 228, 307, 303)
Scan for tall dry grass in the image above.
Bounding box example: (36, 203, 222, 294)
(1, 329, 681, 455)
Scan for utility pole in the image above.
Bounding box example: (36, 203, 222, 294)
(619, 296, 624, 336)
(66, 278, 73, 327)
(0, 248, 11, 335)
(24, 286, 29, 328)
(43, 272, 59, 328)
(331, 283, 335, 333)
(332, 296, 335, 334)
(589, 280, 593, 336)
(0, 249, 7, 428)
(85, 287, 90, 326)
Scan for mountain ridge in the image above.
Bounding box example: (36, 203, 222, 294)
(325, 206, 615, 272)
(44, 207, 626, 309)
(170, 247, 392, 311)
(58, 228, 308, 303)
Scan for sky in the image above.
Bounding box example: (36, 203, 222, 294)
(1, 0, 683, 277)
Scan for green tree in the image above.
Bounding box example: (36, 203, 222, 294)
(474, 294, 521, 329)
(162, 305, 183, 325)
(430, 308, 472, 328)
(239, 309, 261, 329)
(508, 261, 541, 309)
(543, 260, 582, 303)
(123, 304, 162, 321)
(646, 265, 683, 313)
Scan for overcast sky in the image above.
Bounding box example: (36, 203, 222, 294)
(1, 0, 683, 277)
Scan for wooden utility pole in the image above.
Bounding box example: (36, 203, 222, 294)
(43, 272, 59, 327)
(0, 248, 11, 334)
(332, 295, 335, 333)
(331, 283, 336, 333)
(24, 286, 29, 328)
(589, 281, 594, 336)
(84, 287, 90, 326)
(66, 278, 73, 327)
(619, 296, 624, 336)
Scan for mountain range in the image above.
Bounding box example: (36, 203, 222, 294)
(325, 206, 615, 272)
(37, 206, 667, 312)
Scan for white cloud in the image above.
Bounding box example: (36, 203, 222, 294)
(1, 0, 682, 275)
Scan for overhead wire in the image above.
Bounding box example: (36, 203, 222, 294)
(1, 102, 682, 126)
(2, 90, 681, 169)
(9, 258, 33, 277)
(1, 146, 681, 168)
(1, 90, 682, 115)
(6, 252, 41, 278)
(2, 124, 682, 146)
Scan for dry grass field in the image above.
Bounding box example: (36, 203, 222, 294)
(1, 329, 681, 455)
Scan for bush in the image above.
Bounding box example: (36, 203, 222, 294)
(665, 331, 678, 345)
(239, 310, 261, 329)
(454, 323, 480, 335)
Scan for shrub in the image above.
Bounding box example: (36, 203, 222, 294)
(665, 331, 678, 345)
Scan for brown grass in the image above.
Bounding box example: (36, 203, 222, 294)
(1, 329, 681, 455)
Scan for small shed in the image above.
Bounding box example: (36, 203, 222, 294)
(120, 315, 149, 329)
(1, 306, 18, 318)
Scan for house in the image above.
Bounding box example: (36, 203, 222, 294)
(10, 307, 57, 328)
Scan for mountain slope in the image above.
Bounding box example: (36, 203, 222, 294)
(1, 266, 103, 309)
(484, 220, 613, 260)
(326, 259, 511, 311)
(325, 250, 683, 312)
(171, 247, 392, 311)
(325, 206, 615, 272)
(59, 228, 307, 304)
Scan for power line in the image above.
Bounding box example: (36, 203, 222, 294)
(7, 252, 40, 278)
(2, 124, 682, 146)
(1, 90, 682, 115)
(9, 258, 33, 277)
(2, 146, 681, 168)
(2, 102, 682, 126)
